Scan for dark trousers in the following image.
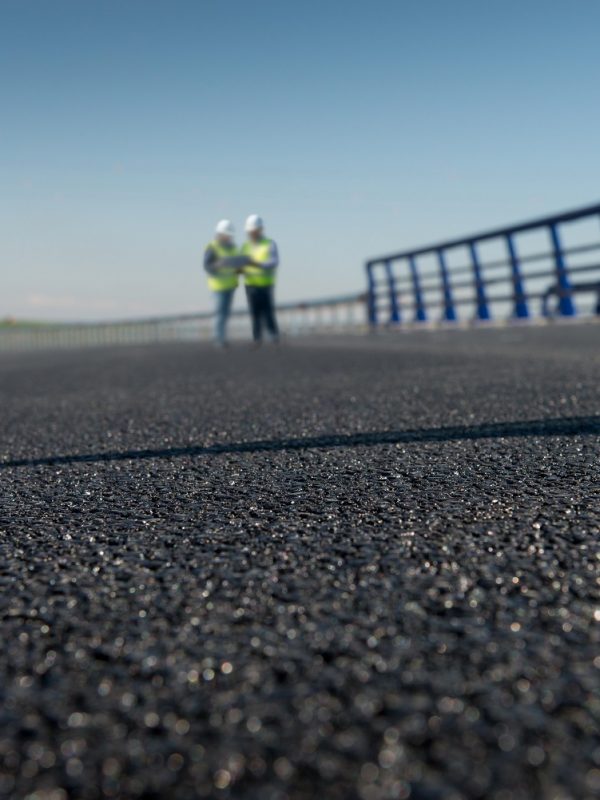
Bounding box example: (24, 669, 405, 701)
(245, 285, 279, 342)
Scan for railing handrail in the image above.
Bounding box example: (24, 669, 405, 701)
(366, 201, 600, 265)
(366, 202, 600, 325)
(1, 292, 365, 331)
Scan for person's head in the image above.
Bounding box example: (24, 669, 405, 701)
(215, 219, 235, 245)
(245, 214, 264, 242)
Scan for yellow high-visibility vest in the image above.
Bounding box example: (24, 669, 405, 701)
(206, 240, 239, 292)
(241, 238, 277, 287)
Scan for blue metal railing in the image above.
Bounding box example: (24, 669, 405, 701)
(366, 202, 600, 326)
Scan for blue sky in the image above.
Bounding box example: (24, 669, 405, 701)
(2, 0, 599, 320)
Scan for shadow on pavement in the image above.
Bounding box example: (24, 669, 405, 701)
(2, 416, 600, 469)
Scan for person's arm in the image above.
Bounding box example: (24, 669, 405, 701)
(204, 246, 219, 275)
(260, 240, 279, 270)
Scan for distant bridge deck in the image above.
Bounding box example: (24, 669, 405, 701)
(1, 326, 599, 799)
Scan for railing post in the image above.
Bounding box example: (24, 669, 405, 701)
(469, 241, 491, 320)
(408, 256, 427, 322)
(437, 249, 457, 321)
(505, 234, 530, 319)
(549, 223, 576, 317)
(596, 213, 600, 316)
(366, 262, 378, 327)
(384, 259, 401, 324)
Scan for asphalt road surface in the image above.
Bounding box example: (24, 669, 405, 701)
(1, 325, 599, 800)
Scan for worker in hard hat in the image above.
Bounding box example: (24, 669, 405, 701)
(241, 214, 280, 344)
(204, 220, 240, 346)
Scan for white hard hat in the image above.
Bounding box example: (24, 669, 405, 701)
(245, 214, 264, 232)
(215, 219, 235, 237)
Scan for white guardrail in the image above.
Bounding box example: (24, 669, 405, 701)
(0, 294, 369, 351)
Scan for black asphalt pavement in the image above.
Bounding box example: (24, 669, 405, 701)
(1, 325, 599, 800)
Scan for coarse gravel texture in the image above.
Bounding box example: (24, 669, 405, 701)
(0, 325, 599, 800)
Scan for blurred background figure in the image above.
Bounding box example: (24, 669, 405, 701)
(242, 215, 280, 346)
(204, 220, 239, 347)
